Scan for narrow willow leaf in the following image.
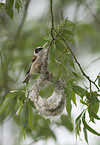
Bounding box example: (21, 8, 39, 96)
(83, 126, 88, 144)
(72, 71, 79, 77)
(71, 84, 86, 98)
(82, 118, 100, 136)
(66, 78, 77, 84)
(28, 98, 36, 109)
(21, 102, 28, 129)
(6, 97, 17, 117)
(89, 92, 99, 114)
(88, 110, 100, 120)
(80, 99, 88, 106)
(98, 78, 100, 87)
(71, 91, 77, 106)
(49, 44, 55, 73)
(68, 57, 75, 70)
(16, 105, 23, 116)
(21, 125, 26, 139)
(65, 87, 72, 117)
(5, 0, 14, 19)
(28, 102, 34, 130)
(15, 0, 22, 13)
(0, 92, 18, 115)
(66, 20, 75, 27)
(75, 119, 81, 139)
(63, 29, 73, 35)
(55, 40, 66, 52)
(62, 33, 75, 43)
(75, 110, 85, 124)
(53, 63, 63, 84)
(86, 90, 90, 99)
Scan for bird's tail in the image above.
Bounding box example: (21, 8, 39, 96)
(23, 74, 31, 83)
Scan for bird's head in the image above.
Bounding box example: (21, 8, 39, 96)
(34, 47, 43, 56)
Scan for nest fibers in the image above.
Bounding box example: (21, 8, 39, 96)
(30, 48, 66, 118)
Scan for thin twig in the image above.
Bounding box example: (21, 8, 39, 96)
(50, 0, 54, 39)
(53, 28, 100, 91)
(94, 73, 100, 83)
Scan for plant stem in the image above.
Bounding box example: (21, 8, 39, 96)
(50, 0, 54, 39)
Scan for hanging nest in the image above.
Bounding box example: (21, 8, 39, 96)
(29, 47, 66, 118)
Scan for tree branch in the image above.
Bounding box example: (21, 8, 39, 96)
(53, 28, 100, 91)
(50, 0, 54, 39)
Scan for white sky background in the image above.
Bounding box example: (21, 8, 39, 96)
(0, 0, 100, 145)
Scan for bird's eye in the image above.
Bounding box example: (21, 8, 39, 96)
(35, 47, 43, 54)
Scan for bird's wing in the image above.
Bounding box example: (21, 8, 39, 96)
(26, 62, 32, 75)
(26, 55, 37, 75)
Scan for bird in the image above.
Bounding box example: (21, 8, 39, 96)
(23, 47, 44, 83)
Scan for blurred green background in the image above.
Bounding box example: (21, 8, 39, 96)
(0, 0, 100, 145)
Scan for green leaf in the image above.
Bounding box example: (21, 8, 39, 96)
(71, 84, 86, 98)
(75, 110, 85, 124)
(5, 0, 14, 19)
(83, 126, 88, 144)
(62, 33, 75, 43)
(80, 99, 88, 106)
(21, 102, 28, 129)
(82, 117, 100, 136)
(6, 97, 17, 117)
(53, 63, 63, 84)
(65, 87, 72, 117)
(66, 78, 77, 84)
(28, 98, 36, 109)
(55, 40, 66, 52)
(49, 44, 55, 73)
(98, 77, 100, 87)
(28, 102, 34, 130)
(89, 92, 99, 115)
(72, 71, 79, 77)
(0, 92, 18, 115)
(63, 29, 73, 35)
(71, 90, 77, 106)
(39, 82, 54, 98)
(16, 105, 23, 116)
(66, 20, 75, 27)
(61, 115, 73, 131)
(68, 57, 75, 70)
(15, 0, 22, 13)
(75, 119, 81, 138)
(21, 125, 26, 139)
(88, 109, 100, 120)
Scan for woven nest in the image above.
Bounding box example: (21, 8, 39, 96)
(30, 48, 66, 118)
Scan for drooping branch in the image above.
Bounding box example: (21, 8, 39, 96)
(53, 28, 100, 92)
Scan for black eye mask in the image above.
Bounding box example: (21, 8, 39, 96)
(35, 47, 43, 54)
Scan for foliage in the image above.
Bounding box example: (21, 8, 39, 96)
(0, 0, 100, 145)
